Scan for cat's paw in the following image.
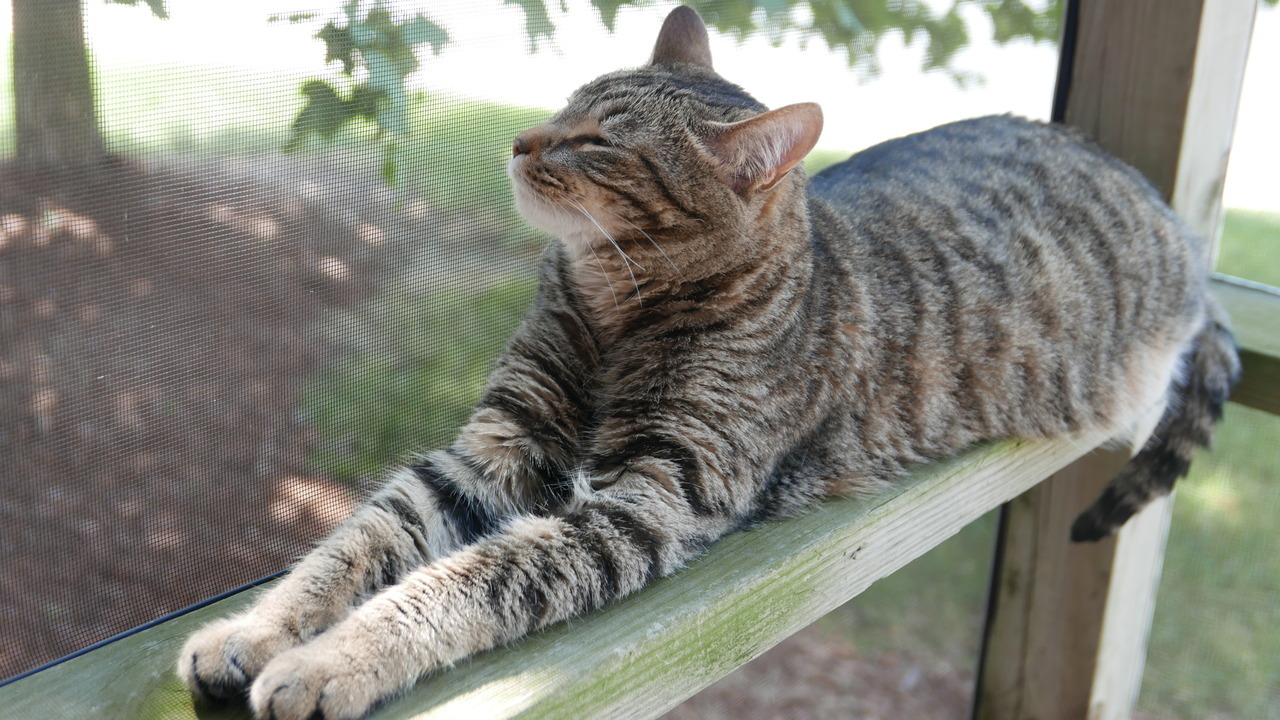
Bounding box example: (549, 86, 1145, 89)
(249, 642, 399, 720)
(178, 615, 299, 703)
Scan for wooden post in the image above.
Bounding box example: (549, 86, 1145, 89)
(973, 2, 1257, 719)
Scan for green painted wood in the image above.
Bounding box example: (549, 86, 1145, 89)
(0, 429, 1113, 720)
(1213, 277, 1280, 416)
(0, 585, 267, 720)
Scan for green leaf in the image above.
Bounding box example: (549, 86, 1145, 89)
(286, 79, 350, 151)
(106, 0, 168, 19)
(289, 2, 455, 182)
(381, 141, 398, 185)
(342, 0, 362, 25)
(317, 20, 357, 74)
(690, 0, 759, 41)
(757, 0, 790, 21)
(830, 1, 864, 35)
(592, 0, 631, 32)
(348, 84, 384, 123)
(923, 7, 968, 71)
(504, 0, 556, 51)
(402, 14, 451, 56)
(364, 53, 410, 135)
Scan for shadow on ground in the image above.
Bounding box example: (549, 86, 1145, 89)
(0, 155, 387, 678)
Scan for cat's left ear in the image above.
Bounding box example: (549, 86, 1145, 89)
(706, 103, 824, 194)
(651, 6, 713, 69)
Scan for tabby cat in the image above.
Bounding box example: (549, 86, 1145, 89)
(179, 7, 1239, 719)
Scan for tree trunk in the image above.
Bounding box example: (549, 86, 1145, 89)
(11, 0, 107, 173)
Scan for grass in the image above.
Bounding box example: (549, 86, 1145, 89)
(300, 275, 538, 483)
(1217, 209, 1280, 289)
(1139, 403, 1280, 719)
(97, 64, 301, 157)
(399, 96, 550, 227)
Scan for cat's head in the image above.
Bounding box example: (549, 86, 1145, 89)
(508, 6, 823, 272)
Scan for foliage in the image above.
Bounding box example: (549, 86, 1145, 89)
(664, 0, 1061, 76)
(287, 0, 1065, 179)
(279, 0, 450, 183)
(106, 0, 168, 19)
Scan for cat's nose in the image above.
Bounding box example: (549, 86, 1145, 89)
(513, 128, 550, 158)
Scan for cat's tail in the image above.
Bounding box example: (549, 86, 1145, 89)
(1070, 299, 1242, 542)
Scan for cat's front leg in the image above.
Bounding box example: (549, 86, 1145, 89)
(182, 426, 580, 706)
(179, 472, 455, 702)
(181, 261, 596, 703)
(248, 471, 732, 720)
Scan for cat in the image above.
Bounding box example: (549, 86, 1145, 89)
(178, 6, 1240, 720)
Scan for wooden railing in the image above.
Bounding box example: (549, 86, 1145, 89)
(0, 1, 1274, 720)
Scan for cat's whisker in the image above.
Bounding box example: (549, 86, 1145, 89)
(583, 238, 621, 314)
(568, 199, 644, 306)
(605, 209, 684, 280)
(568, 200, 645, 270)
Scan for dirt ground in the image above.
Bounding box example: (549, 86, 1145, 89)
(664, 628, 973, 720)
(0, 156, 385, 678)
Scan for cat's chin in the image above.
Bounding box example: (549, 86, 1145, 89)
(511, 183, 599, 247)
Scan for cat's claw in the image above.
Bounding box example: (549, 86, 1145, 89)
(178, 615, 299, 703)
(249, 643, 393, 720)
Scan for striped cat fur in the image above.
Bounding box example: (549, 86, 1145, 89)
(179, 7, 1240, 719)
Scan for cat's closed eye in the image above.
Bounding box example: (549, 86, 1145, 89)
(571, 134, 612, 148)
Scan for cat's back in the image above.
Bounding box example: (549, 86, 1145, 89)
(802, 114, 1209, 452)
(807, 113, 1204, 311)
(811, 114, 1169, 233)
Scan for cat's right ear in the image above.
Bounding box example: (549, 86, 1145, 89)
(650, 6, 713, 69)
(706, 103, 824, 195)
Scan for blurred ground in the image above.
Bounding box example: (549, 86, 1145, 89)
(664, 627, 971, 720)
(0, 156, 386, 678)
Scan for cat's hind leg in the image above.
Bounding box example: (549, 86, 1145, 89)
(178, 468, 455, 702)
(1071, 300, 1241, 541)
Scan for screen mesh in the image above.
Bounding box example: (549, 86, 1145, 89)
(0, 0, 546, 679)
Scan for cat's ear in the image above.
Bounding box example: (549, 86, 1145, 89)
(706, 103, 824, 194)
(650, 6, 713, 69)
